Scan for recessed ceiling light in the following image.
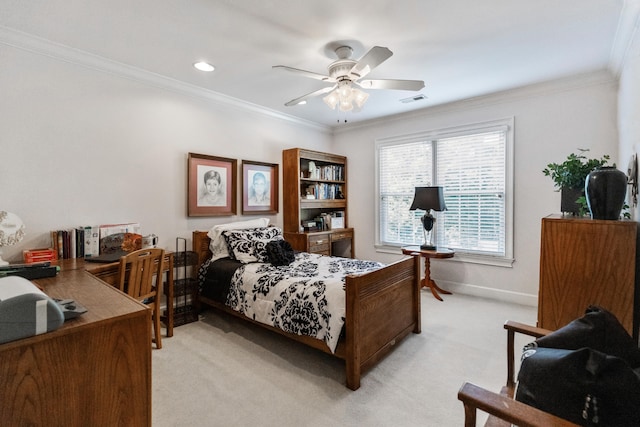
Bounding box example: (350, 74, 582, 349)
(193, 61, 215, 72)
(297, 101, 307, 105)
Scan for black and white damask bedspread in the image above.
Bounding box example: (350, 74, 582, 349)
(226, 252, 383, 353)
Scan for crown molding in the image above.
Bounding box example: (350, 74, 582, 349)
(0, 25, 331, 134)
(609, 0, 640, 76)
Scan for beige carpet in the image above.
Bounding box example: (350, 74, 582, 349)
(152, 291, 536, 426)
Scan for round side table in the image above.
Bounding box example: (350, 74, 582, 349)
(401, 246, 455, 301)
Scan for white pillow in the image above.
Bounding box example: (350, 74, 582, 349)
(207, 218, 270, 262)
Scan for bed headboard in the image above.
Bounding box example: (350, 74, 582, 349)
(192, 230, 212, 270)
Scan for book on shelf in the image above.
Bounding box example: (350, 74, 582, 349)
(302, 183, 343, 200)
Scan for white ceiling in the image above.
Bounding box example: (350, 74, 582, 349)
(1, 0, 636, 128)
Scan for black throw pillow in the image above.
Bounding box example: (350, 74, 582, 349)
(266, 240, 295, 266)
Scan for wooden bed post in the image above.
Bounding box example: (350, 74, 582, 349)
(345, 276, 361, 390)
(412, 255, 421, 334)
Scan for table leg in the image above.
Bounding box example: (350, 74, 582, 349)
(422, 257, 452, 301)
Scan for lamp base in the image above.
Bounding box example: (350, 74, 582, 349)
(420, 244, 437, 251)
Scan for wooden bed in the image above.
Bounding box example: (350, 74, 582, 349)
(192, 230, 421, 390)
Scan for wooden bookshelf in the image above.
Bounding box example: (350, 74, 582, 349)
(283, 148, 354, 257)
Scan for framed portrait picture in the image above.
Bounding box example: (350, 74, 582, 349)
(188, 153, 237, 216)
(241, 160, 279, 215)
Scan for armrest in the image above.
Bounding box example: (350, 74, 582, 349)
(504, 320, 553, 390)
(458, 382, 580, 427)
(504, 320, 552, 338)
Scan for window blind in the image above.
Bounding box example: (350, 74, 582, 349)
(379, 141, 433, 245)
(436, 131, 506, 255)
(377, 121, 511, 259)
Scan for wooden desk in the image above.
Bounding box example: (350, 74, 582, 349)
(0, 259, 151, 426)
(402, 246, 455, 301)
(85, 251, 175, 337)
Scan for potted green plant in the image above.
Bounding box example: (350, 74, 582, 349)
(543, 149, 612, 215)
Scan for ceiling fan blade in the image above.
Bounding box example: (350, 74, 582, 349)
(284, 85, 337, 106)
(272, 65, 334, 82)
(357, 79, 425, 91)
(349, 46, 393, 79)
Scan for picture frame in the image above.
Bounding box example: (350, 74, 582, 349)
(188, 152, 237, 216)
(241, 160, 279, 215)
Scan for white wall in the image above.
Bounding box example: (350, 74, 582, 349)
(332, 71, 619, 305)
(618, 21, 640, 221)
(0, 43, 332, 261)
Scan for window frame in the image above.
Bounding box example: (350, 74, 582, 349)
(374, 117, 515, 267)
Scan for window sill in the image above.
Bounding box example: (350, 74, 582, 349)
(376, 244, 514, 268)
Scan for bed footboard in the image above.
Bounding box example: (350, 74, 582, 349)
(343, 255, 421, 390)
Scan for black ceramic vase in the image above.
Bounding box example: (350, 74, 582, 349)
(585, 166, 627, 220)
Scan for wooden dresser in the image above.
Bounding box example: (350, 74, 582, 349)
(538, 214, 638, 337)
(0, 259, 151, 426)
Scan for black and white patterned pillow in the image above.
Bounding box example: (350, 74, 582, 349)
(222, 227, 283, 263)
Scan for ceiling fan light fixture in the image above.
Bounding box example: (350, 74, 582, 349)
(352, 88, 369, 108)
(339, 99, 354, 112)
(337, 82, 352, 100)
(323, 91, 339, 109)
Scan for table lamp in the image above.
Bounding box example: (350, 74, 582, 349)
(409, 187, 446, 250)
(0, 211, 26, 265)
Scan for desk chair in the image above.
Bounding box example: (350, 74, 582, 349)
(117, 248, 165, 349)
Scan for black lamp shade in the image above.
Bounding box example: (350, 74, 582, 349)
(409, 187, 446, 212)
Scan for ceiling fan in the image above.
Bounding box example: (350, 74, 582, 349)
(273, 45, 425, 112)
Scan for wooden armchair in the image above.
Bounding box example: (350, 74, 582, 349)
(457, 320, 580, 427)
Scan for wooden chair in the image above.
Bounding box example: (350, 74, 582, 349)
(457, 320, 580, 427)
(117, 248, 165, 349)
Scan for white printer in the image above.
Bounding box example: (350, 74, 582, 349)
(0, 275, 65, 344)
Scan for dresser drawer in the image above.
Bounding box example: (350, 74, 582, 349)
(308, 234, 330, 254)
(331, 230, 353, 241)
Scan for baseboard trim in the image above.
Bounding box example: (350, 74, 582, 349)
(437, 280, 538, 307)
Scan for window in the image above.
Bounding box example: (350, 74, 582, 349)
(376, 118, 514, 266)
